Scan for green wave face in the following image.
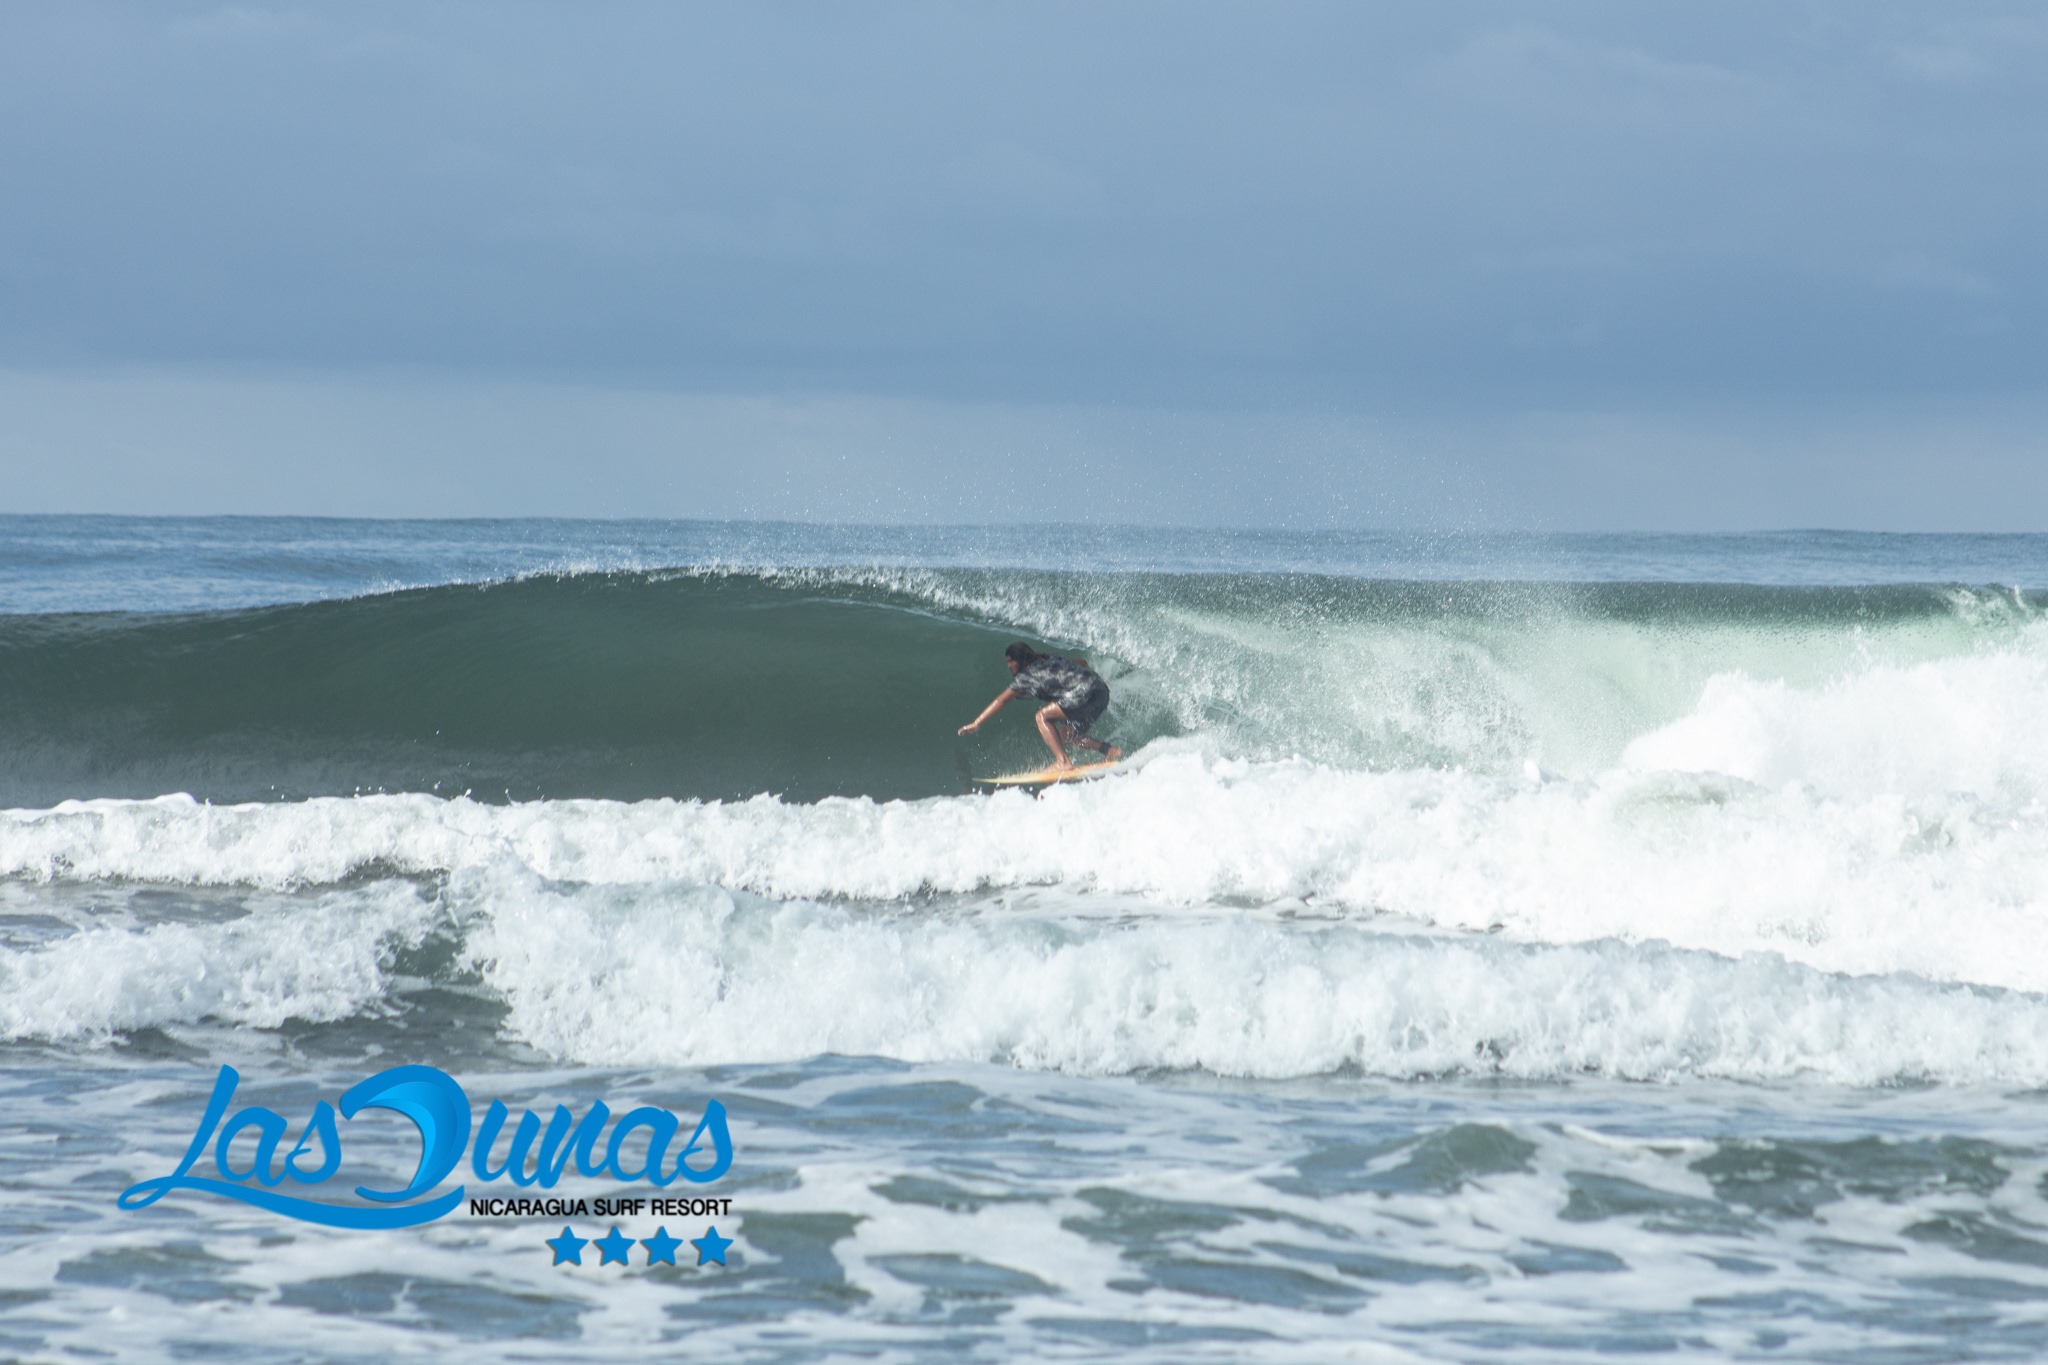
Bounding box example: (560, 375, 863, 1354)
(0, 569, 2038, 805)
(0, 573, 1079, 805)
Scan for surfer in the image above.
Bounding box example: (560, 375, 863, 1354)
(958, 642, 1122, 770)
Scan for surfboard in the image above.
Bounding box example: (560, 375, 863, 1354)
(974, 760, 1123, 790)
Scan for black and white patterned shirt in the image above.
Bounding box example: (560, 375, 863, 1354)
(1006, 656, 1101, 709)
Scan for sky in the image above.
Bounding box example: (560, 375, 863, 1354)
(2, 1, 2046, 528)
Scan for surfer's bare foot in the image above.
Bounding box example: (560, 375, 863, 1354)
(1106, 746, 1123, 761)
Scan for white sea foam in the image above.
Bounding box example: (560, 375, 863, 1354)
(458, 875, 2048, 1083)
(4, 731, 2046, 992)
(1623, 646, 2048, 801)
(0, 881, 435, 1040)
(6, 866, 2045, 1084)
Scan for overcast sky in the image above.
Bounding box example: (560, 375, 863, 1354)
(3, 2, 2045, 527)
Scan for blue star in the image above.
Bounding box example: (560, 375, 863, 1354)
(641, 1226, 683, 1267)
(546, 1226, 587, 1266)
(691, 1225, 735, 1266)
(593, 1225, 634, 1266)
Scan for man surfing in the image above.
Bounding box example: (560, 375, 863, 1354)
(958, 642, 1123, 770)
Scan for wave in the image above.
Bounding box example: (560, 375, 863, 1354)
(7, 743, 2047, 994)
(0, 879, 433, 1038)
(0, 567, 2042, 805)
(0, 571, 1043, 805)
(6, 869, 2045, 1086)
(11, 548, 2048, 1090)
(463, 880, 2048, 1084)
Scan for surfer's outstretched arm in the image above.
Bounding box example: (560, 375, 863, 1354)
(958, 690, 1015, 736)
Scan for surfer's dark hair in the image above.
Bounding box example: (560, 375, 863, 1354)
(1004, 642, 1042, 667)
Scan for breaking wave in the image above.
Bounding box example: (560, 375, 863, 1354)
(5, 563, 2047, 1083)
(0, 567, 2040, 804)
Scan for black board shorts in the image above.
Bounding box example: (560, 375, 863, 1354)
(1057, 680, 1110, 734)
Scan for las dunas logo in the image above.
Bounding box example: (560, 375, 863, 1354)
(119, 1065, 732, 1229)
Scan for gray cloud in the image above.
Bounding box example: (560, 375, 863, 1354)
(2, 3, 2046, 526)
(3, 1, 2044, 408)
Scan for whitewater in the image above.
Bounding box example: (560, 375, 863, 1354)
(5, 517, 2048, 1363)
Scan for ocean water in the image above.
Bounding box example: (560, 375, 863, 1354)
(4, 515, 2048, 1362)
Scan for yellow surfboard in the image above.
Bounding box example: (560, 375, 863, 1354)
(974, 760, 1123, 790)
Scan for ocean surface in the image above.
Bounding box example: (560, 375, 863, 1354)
(4, 515, 2048, 1362)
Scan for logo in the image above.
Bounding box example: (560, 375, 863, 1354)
(118, 1064, 732, 1231)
